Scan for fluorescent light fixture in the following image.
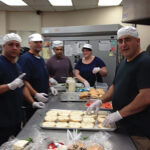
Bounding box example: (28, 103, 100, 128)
(0, 0, 27, 6)
(98, 0, 122, 6)
(48, 0, 72, 6)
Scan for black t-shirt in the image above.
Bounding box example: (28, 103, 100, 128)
(113, 52, 150, 138)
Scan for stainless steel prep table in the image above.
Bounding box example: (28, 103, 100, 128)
(17, 94, 137, 150)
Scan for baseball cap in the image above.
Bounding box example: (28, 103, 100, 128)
(82, 44, 92, 50)
(117, 26, 139, 39)
(28, 33, 43, 42)
(3, 33, 22, 45)
(52, 41, 63, 48)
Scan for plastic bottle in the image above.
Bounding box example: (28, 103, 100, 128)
(66, 77, 76, 92)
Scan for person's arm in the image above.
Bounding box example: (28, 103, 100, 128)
(101, 84, 114, 103)
(24, 81, 37, 97)
(22, 85, 34, 104)
(99, 66, 108, 77)
(74, 69, 86, 83)
(0, 84, 9, 94)
(119, 88, 150, 117)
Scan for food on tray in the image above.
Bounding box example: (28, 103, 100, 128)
(87, 143, 104, 150)
(83, 114, 97, 119)
(46, 110, 58, 116)
(79, 88, 105, 99)
(41, 109, 116, 130)
(70, 111, 84, 116)
(70, 116, 82, 122)
(58, 116, 70, 122)
(81, 122, 94, 128)
(42, 121, 56, 127)
(57, 110, 71, 116)
(86, 101, 113, 110)
(56, 122, 68, 128)
(68, 122, 81, 128)
(79, 91, 89, 99)
(97, 117, 105, 123)
(98, 123, 112, 129)
(67, 141, 86, 150)
(12, 140, 29, 150)
(82, 117, 95, 123)
(44, 115, 57, 122)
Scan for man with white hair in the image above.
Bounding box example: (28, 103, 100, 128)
(18, 33, 55, 122)
(0, 33, 42, 145)
(87, 26, 150, 149)
(46, 40, 73, 83)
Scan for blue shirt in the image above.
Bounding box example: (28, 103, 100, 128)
(75, 56, 106, 86)
(18, 52, 49, 94)
(0, 55, 23, 127)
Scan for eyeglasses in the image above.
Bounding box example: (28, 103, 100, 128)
(117, 37, 132, 44)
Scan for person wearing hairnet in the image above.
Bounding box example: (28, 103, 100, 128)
(46, 40, 73, 84)
(87, 26, 150, 150)
(75, 44, 107, 88)
(0, 33, 42, 145)
(18, 33, 56, 121)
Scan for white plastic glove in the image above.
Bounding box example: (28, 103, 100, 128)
(49, 78, 58, 85)
(50, 87, 58, 95)
(92, 67, 101, 74)
(32, 102, 45, 109)
(102, 111, 123, 127)
(83, 80, 90, 88)
(86, 99, 102, 114)
(34, 93, 48, 103)
(8, 73, 26, 90)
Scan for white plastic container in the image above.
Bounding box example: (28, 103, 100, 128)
(66, 77, 76, 92)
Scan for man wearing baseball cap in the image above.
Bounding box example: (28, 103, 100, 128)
(18, 33, 51, 122)
(87, 26, 150, 149)
(46, 40, 73, 84)
(0, 33, 38, 145)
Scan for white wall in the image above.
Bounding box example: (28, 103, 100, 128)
(0, 6, 150, 49)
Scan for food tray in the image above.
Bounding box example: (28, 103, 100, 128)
(40, 109, 116, 131)
(53, 83, 66, 92)
(60, 92, 88, 102)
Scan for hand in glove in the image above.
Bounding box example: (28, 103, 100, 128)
(102, 111, 123, 127)
(92, 67, 101, 74)
(34, 93, 48, 103)
(8, 73, 26, 90)
(50, 87, 58, 95)
(86, 99, 102, 114)
(83, 80, 90, 88)
(49, 78, 58, 85)
(32, 102, 45, 109)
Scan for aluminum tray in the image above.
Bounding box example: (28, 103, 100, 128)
(60, 92, 88, 102)
(40, 109, 116, 131)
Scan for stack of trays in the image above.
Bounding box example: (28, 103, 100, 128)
(41, 109, 116, 131)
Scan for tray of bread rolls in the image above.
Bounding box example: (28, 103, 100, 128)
(60, 88, 106, 102)
(40, 109, 116, 131)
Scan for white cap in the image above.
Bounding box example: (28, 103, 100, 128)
(117, 26, 139, 39)
(52, 41, 63, 48)
(82, 44, 92, 50)
(28, 33, 43, 42)
(3, 33, 22, 45)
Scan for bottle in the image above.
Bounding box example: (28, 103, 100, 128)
(66, 77, 76, 92)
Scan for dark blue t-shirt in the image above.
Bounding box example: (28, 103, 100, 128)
(0, 55, 23, 127)
(18, 51, 49, 94)
(113, 52, 150, 138)
(75, 57, 106, 86)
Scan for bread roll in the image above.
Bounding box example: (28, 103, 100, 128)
(44, 115, 57, 122)
(87, 144, 104, 150)
(42, 122, 56, 127)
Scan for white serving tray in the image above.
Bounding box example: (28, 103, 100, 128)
(40, 109, 116, 131)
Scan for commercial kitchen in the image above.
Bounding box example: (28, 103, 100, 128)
(0, 0, 150, 149)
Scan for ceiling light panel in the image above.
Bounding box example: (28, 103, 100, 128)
(98, 0, 122, 6)
(48, 0, 72, 6)
(0, 0, 27, 6)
